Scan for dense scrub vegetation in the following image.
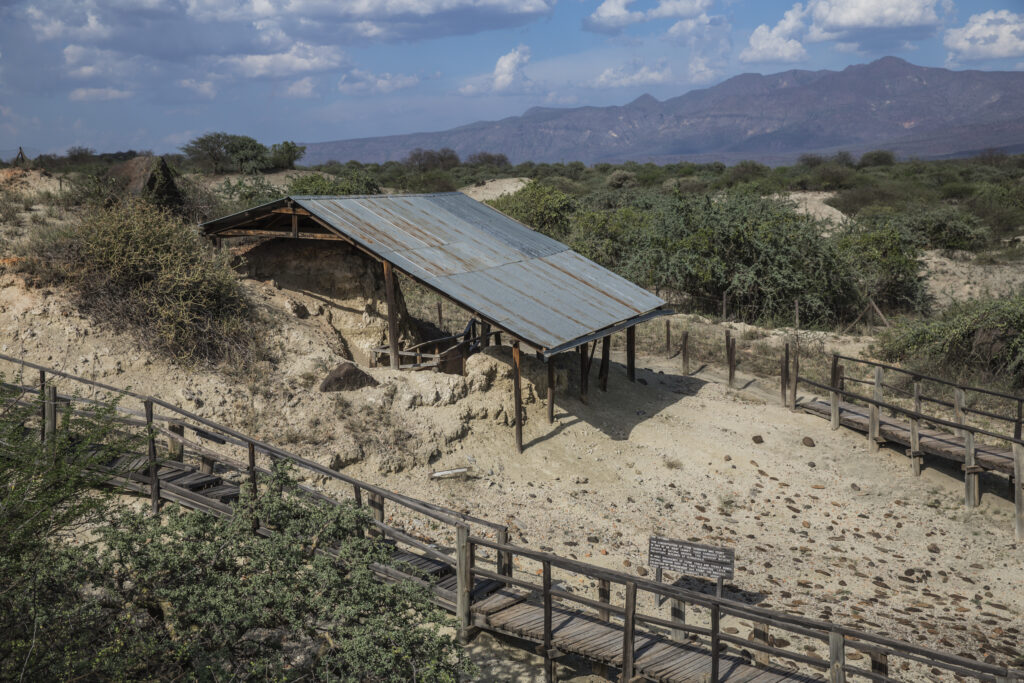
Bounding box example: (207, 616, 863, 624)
(17, 200, 258, 363)
(877, 293, 1024, 388)
(0, 388, 470, 681)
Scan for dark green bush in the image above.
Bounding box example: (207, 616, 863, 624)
(858, 204, 989, 251)
(287, 171, 381, 196)
(858, 150, 896, 167)
(876, 294, 1024, 387)
(218, 174, 281, 204)
(835, 218, 931, 313)
(488, 180, 577, 239)
(18, 200, 258, 363)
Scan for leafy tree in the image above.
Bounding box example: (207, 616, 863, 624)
(859, 149, 895, 167)
(287, 172, 381, 196)
(225, 135, 270, 174)
(404, 148, 460, 172)
(182, 132, 233, 173)
(66, 145, 96, 161)
(269, 141, 306, 170)
(466, 151, 510, 168)
(836, 217, 930, 313)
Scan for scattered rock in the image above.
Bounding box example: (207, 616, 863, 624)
(802, 436, 816, 447)
(808, 461, 816, 468)
(927, 543, 941, 554)
(286, 298, 310, 318)
(752, 435, 764, 444)
(318, 363, 378, 392)
(850, 483, 861, 492)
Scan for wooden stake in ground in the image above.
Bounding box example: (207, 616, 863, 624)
(513, 341, 523, 453)
(599, 336, 610, 392)
(547, 358, 555, 425)
(383, 261, 400, 370)
(626, 326, 636, 382)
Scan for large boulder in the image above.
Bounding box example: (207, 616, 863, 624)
(319, 362, 378, 392)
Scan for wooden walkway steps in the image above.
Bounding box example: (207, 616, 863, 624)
(803, 399, 1016, 474)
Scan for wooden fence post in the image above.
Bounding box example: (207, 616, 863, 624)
(44, 384, 57, 445)
(598, 579, 611, 622)
(352, 485, 364, 538)
(829, 630, 846, 683)
(621, 582, 637, 682)
(869, 367, 882, 453)
(456, 525, 472, 643)
(145, 399, 160, 517)
(781, 343, 789, 407)
(954, 388, 966, 438)
(665, 318, 672, 358)
(726, 332, 736, 388)
(543, 560, 555, 683)
(752, 622, 770, 667)
(681, 331, 690, 375)
(496, 527, 512, 578)
(964, 431, 979, 509)
(513, 341, 523, 453)
(1014, 443, 1023, 542)
(710, 602, 721, 683)
(168, 423, 184, 462)
(369, 492, 384, 536)
(38, 370, 46, 443)
(248, 441, 259, 531)
(911, 381, 923, 476)
(1015, 400, 1022, 441)
(670, 597, 686, 643)
(830, 354, 840, 430)
(789, 344, 799, 411)
(869, 651, 889, 677)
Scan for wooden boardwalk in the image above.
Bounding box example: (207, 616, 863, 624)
(803, 399, 1017, 475)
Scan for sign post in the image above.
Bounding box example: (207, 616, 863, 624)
(649, 537, 735, 604)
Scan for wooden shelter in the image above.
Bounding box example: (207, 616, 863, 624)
(201, 193, 669, 451)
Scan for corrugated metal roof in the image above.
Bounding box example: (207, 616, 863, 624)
(203, 193, 667, 353)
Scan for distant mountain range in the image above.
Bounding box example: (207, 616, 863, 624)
(301, 57, 1024, 166)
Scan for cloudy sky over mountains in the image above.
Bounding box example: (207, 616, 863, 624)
(1, 0, 1022, 155)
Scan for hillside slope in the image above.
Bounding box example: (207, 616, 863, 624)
(302, 57, 1024, 165)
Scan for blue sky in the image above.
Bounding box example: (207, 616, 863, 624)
(1, 0, 1023, 157)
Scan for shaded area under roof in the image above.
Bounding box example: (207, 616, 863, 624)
(201, 193, 668, 355)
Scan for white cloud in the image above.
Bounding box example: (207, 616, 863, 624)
(461, 44, 530, 94)
(687, 57, 717, 83)
(809, 0, 945, 33)
(62, 44, 145, 80)
(69, 87, 132, 101)
(285, 76, 316, 97)
(337, 69, 418, 94)
(179, 78, 217, 98)
(586, 0, 709, 31)
(25, 7, 112, 40)
(740, 3, 808, 63)
(593, 60, 672, 87)
(220, 42, 344, 78)
(944, 10, 1024, 61)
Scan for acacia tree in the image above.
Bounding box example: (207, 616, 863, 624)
(181, 132, 233, 173)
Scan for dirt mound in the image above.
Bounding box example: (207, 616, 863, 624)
(320, 362, 378, 392)
(459, 178, 528, 202)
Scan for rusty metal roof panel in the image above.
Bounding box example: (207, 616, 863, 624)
(205, 193, 666, 351)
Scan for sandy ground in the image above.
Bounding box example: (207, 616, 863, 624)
(923, 250, 1024, 306)
(459, 178, 529, 202)
(786, 192, 845, 224)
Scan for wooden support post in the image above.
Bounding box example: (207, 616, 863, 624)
(546, 359, 555, 425)
(38, 370, 46, 443)
(838, 365, 845, 393)
(456, 525, 472, 643)
(436, 300, 443, 329)
(599, 336, 610, 392)
(248, 441, 259, 531)
(168, 423, 184, 462)
(794, 298, 800, 330)
(665, 318, 672, 358)
(789, 344, 799, 411)
(829, 630, 846, 683)
(752, 623, 770, 667)
(727, 335, 736, 388)
(44, 384, 57, 445)
(869, 367, 882, 453)
(145, 399, 160, 517)
(291, 212, 298, 238)
(383, 261, 400, 370)
(621, 582, 637, 683)
(480, 322, 491, 348)
(597, 579, 610, 622)
(352, 485, 364, 538)
(911, 381, 923, 476)
(670, 599, 686, 643)
(368, 492, 384, 537)
(626, 326, 636, 383)
(579, 343, 589, 404)
(497, 527, 512, 578)
(964, 430, 978, 509)
(543, 560, 555, 683)
(513, 341, 523, 454)
(1014, 443, 1023, 542)
(1015, 400, 1022, 441)
(681, 330, 689, 375)
(954, 388, 966, 438)
(830, 354, 840, 430)
(869, 651, 889, 677)
(710, 602, 721, 683)
(781, 343, 789, 407)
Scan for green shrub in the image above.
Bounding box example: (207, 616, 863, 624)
(288, 171, 381, 196)
(606, 169, 638, 188)
(0, 191, 21, 224)
(858, 204, 989, 251)
(488, 180, 577, 240)
(858, 150, 896, 167)
(218, 175, 281, 205)
(835, 218, 931, 313)
(18, 200, 258, 363)
(876, 294, 1024, 387)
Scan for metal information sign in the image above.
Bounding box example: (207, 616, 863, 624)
(648, 537, 735, 580)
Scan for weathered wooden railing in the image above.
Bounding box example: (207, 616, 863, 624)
(786, 349, 1024, 540)
(3, 352, 1023, 682)
(371, 317, 503, 372)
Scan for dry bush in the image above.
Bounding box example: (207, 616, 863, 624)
(17, 199, 265, 365)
